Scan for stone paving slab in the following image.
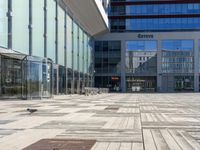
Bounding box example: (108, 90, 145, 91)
(0, 93, 200, 149)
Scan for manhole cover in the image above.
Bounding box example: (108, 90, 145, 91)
(23, 139, 96, 150)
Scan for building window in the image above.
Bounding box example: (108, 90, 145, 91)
(126, 41, 157, 51)
(161, 40, 194, 73)
(94, 41, 121, 74)
(125, 41, 157, 74)
(73, 22, 78, 71)
(79, 28, 84, 73)
(84, 33, 88, 74)
(0, 0, 8, 48)
(57, 6, 65, 66)
(32, 0, 44, 57)
(66, 14, 72, 69)
(12, 0, 29, 54)
(47, 0, 56, 62)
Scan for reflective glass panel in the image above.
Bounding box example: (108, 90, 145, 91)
(0, 0, 7, 48)
(84, 33, 88, 74)
(125, 41, 157, 74)
(161, 40, 194, 73)
(32, 0, 44, 57)
(47, 0, 56, 62)
(58, 6, 65, 66)
(73, 22, 78, 71)
(13, 0, 29, 54)
(67, 15, 72, 69)
(126, 41, 157, 51)
(79, 28, 83, 73)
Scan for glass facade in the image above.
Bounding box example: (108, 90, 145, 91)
(47, 0, 56, 62)
(0, 0, 7, 48)
(0, 53, 53, 99)
(84, 34, 88, 74)
(161, 40, 194, 73)
(126, 41, 157, 51)
(95, 41, 121, 74)
(66, 15, 73, 69)
(126, 18, 200, 31)
(93, 0, 200, 93)
(125, 41, 157, 74)
(110, 1, 200, 32)
(32, 0, 44, 57)
(125, 41, 157, 92)
(0, 0, 94, 98)
(73, 22, 78, 71)
(95, 41, 121, 91)
(57, 7, 65, 66)
(111, 4, 200, 16)
(79, 28, 83, 73)
(12, 0, 29, 54)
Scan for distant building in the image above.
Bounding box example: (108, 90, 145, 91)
(95, 0, 200, 92)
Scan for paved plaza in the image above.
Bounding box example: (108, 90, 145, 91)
(0, 93, 200, 150)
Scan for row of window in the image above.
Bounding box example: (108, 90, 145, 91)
(126, 41, 157, 51)
(162, 63, 194, 74)
(111, 17, 200, 32)
(162, 51, 193, 57)
(162, 57, 193, 63)
(95, 39, 200, 75)
(110, 4, 200, 16)
(162, 40, 194, 73)
(95, 41, 121, 74)
(125, 40, 196, 74)
(0, 0, 93, 74)
(126, 40, 194, 52)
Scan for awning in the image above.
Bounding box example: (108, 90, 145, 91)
(0, 47, 27, 60)
(0, 47, 53, 62)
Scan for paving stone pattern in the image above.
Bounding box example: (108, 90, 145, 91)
(0, 93, 200, 149)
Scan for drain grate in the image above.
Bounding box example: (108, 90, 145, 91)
(23, 139, 96, 150)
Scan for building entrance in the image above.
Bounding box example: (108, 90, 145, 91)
(126, 76, 156, 92)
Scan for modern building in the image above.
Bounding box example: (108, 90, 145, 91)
(0, 0, 109, 99)
(94, 0, 200, 93)
(1, 0, 200, 98)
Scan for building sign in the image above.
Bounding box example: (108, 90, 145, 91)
(111, 77, 119, 80)
(137, 34, 154, 39)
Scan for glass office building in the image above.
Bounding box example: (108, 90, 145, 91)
(95, 0, 200, 92)
(0, 0, 107, 99)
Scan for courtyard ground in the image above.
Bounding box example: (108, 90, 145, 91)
(0, 93, 200, 150)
